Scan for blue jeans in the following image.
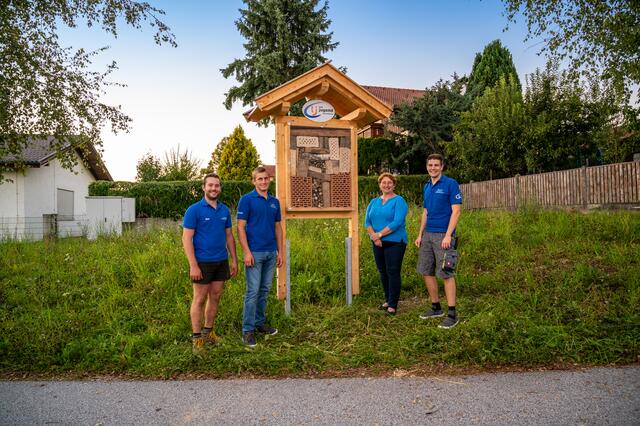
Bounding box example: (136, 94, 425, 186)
(372, 241, 407, 309)
(242, 251, 277, 333)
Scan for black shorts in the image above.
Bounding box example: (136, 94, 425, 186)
(192, 260, 230, 284)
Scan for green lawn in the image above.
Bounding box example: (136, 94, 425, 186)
(1, 206, 638, 378)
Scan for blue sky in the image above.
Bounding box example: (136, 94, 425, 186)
(58, 0, 547, 181)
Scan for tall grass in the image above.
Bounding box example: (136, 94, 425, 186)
(1, 206, 638, 377)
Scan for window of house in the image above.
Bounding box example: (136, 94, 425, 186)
(57, 189, 74, 221)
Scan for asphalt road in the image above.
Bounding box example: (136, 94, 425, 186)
(1, 366, 638, 425)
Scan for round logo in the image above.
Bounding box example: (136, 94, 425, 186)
(302, 100, 335, 122)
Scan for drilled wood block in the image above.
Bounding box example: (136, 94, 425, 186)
(330, 173, 351, 208)
(290, 149, 297, 177)
(329, 138, 340, 160)
(290, 176, 312, 207)
(339, 147, 351, 173)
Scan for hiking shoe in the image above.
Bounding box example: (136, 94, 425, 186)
(438, 316, 459, 329)
(419, 308, 445, 320)
(242, 331, 257, 347)
(256, 324, 278, 335)
(203, 330, 221, 345)
(192, 336, 206, 355)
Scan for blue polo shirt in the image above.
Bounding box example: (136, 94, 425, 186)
(364, 195, 409, 243)
(183, 198, 232, 262)
(237, 189, 281, 252)
(423, 175, 462, 233)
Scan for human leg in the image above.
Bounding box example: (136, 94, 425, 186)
(204, 281, 225, 328)
(191, 283, 210, 334)
(384, 243, 406, 310)
(372, 243, 390, 306)
(255, 251, 277, 328)
(242, 257, 264, 333)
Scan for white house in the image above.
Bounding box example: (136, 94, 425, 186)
(0, 137, 112, 240)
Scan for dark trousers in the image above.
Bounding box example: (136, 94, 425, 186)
(371, 241, 407, 309)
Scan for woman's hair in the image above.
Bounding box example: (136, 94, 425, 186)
(377, 172, 397, 185)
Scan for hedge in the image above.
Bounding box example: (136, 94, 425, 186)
(89, 175, 429, 218)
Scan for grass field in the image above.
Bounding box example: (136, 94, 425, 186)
(1, 206, 638, 378)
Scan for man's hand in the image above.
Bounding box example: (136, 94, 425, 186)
(244, 252, 255, 267)
(189, 264, 203, 281)
(230, 260, 238, 277)
(276, 253, 283, 268)
(441, 235, 452, 250)
(374, 239, 383, 247)
(414, 236, 422, 248)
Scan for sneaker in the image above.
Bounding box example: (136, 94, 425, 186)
(438, 316, 459, 329)
(192, 336, 206, 355)
(242, 331, 257, 347)
(419, 308, 445, 320)
(256, 324, 278, 335)
(203, 330, 221, 345)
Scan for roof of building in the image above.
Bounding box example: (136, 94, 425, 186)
(0, 136, 113, 181)
(361, 86, 425, 108)
(262, 164, 276, 178)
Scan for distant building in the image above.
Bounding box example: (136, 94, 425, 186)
(358, 85, 425, 138)
(0, 137, 112, 240)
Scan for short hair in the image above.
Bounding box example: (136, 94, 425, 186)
(427, 153, 444, 165)
(377, 172, 397, 185)
(202, 173, 221, 186)
(252, 166, 269, 180)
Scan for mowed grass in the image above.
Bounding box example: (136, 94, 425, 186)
(0, 206, 638, 378)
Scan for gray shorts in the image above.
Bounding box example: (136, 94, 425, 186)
(417, 232, 457, 279)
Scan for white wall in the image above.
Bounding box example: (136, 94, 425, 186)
(0, 171, 27, 239)
(1, 153, 97, 240)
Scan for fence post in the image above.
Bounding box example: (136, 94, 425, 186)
(581, 166, 589, 209)
(515, 174, 520, 210)
(285, 239, 291, 316)
(345, 237, 352, 306)
(43, 214, 58, 240)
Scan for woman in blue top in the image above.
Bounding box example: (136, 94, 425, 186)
(365, 172, 409, 315)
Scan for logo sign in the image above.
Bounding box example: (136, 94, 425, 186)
(302, 99, 335, 122)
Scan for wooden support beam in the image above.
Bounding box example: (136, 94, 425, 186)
(277, 101, 291, 116)
(308, 80, 330, 97)
(340, 107, 367, 122)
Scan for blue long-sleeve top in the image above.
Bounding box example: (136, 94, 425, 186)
(364, 195, 409, 243)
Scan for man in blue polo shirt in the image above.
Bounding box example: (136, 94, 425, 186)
(237, 166, 283, 347)
(182, 173, 238, 354)
(414, 153, 463, 329)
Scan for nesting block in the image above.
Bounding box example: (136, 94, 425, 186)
(329, 137, 340, 160)
(290, 149, 297, 177)
(339, 148, 351, 173)
(290, 176, 313, 208)
(330, 173, 351, 208)
(296, 136, 319, 148)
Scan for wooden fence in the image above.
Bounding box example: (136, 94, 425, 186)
(460, 162, 640, 210)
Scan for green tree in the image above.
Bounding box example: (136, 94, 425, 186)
(221, 0, 340, 122)
(357, 137, 398, 175)
(466, 39, 521, 101)
(135, 152, 163, 182)
(448, 75, 527, 182)
(201, 137, 229, 175)
(0, 0, 176, 181)
(161, 145, 202, 181)
(522, 62, 616, 172)
(501, 0, 640, 99)
(217, 126, 261, 181)
(390, 76, 469, 170)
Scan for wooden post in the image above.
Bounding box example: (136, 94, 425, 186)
(276, 116, 287, 300)
(581, 165, 588, 209)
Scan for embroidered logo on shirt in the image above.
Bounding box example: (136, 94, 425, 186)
(455, 193, 462, 200)
(220, 217, 227, 220)
(270, 203, 277, 209)
(204, 217, 210, 221)
(435, 189, 445, 194)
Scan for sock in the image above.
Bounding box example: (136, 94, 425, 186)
(448, 306, 456, 318)
(203, 327, 213, 335)
(192, 332, 202, 339)
(432, 302, 442, 311)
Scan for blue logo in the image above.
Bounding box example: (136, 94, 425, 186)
(302, 100, 335, 122)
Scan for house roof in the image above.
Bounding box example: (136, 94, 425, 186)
(0, 136, 113, 181)
(361, 86, 425, 108)
(263, 164, 276, 178)
(245, 62, 393, 127)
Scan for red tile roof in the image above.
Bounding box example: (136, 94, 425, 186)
(263, 165, 276, 178)
(362, 86, 425, 108)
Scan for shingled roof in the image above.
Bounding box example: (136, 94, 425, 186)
(361, 85, 425, 108)
(0, 136, 112, 181)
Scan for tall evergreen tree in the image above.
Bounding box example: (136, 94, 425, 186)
(466, 40, 521, 100)
(217, 126, 261, 181)
(221, 0, 340, 122)
(201, 136, 229, 175)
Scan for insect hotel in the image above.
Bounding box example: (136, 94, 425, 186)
(245, 62, 392, 302)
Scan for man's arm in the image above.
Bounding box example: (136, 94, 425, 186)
(441, 204, 461, 249)
(414, 208, 428, 248)
(225, 227, 238, 277)
(275, 221, 284, 267)
(237, 219, 254, 267)
(182, 228, 202, 280)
